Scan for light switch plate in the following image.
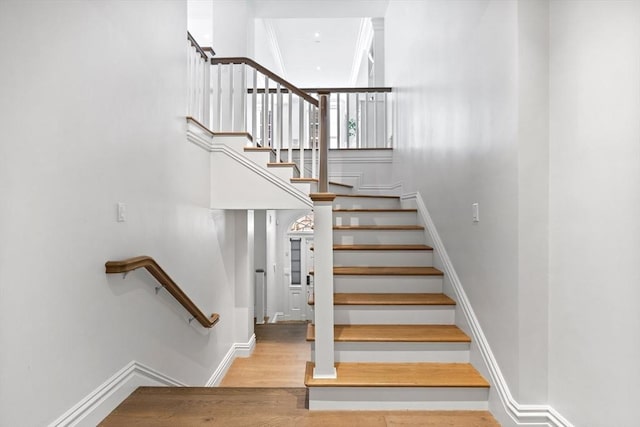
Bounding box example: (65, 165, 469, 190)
(117, 202, 126, 222)
(472, 203, 479, 223)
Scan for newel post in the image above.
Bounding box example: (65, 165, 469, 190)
(311, 91, 336, 379)
(310, 192, 336, 379)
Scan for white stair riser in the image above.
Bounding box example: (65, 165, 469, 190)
(334, 229, 425, 245)
(334, 197, 401, 210)
(310, 342, 470, 363)
(267, 167, 296, 182)
(308, 387, 489, 410)
(333, 211, 418, 226)
(333, 251, 433, 267)
(329, 184, 353, 194)
(334, 306, 455, 324)
(243, 151, 274, 166)
(333, 276, 443, 293)
(291, 182, 312, 195)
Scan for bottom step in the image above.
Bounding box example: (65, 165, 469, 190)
(305, 362, 490, 410)
(102, 387, 499, 426)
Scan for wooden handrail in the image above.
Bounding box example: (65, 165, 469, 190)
(247, 87, 392, 94)
(187, 32, 209, 61)
(211, 57, 319, 107)
(105, 256, 220, 328)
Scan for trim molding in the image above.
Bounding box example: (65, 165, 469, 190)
(48, 361, 185, 427)
(358, 181, 403, 195)
(52, 334, 257, 426)
(186, 122, 312, 208)
(270, 311, 284, 323)
(401, 191, 573, 427)
(206, 334, 256, 386)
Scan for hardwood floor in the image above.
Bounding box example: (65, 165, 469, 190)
(101, 387, 500, 427)
(100, 322, 500, 426)
(220, 322, 310, 387)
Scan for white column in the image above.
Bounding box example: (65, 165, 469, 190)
(310, 193, 336, 379)
(371, 17, 385, 86)
(234, 210, 255, 346)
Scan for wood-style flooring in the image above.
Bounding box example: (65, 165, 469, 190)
(100, 322, 500, 426)
(220, 322, 310, 387)
(100, 387, 500, 427)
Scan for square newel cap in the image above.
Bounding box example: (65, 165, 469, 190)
(310, 193, 336, 202)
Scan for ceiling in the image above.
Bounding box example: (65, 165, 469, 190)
(263, 18, 366, 88)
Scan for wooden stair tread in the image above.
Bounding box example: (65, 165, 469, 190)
(336, 194, 400, 199)
(304, 362, 489, 388)
(306, 323, 470, 343)
(333, 225, 424, 230)
(333, 293, 455, 306)
(333, 208, 417, 212)
(267, 162, 298, 167)
(332, 244, 433, 251)
(243, 147, 273, 152)
(290, 177, 354, 188)
(328, 266, 443, 276)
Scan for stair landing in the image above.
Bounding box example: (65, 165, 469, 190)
(100, 387, 499, 426)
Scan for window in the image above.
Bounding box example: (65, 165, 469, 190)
(290, 238, 301, 285)
(290, 213, 314, 232)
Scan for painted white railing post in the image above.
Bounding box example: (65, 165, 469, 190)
(311, 92, 335, 379)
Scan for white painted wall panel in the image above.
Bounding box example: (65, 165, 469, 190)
(0, 2, 238, 425)
(548, 1, 640, 425)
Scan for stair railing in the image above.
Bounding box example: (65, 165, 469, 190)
(105, 256, 220, 328)
(210, 57, 322, 180)
(187, 32, 214, 128)
(301, 87, 393, 149)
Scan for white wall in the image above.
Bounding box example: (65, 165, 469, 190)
(386, 0, 640, 424)
(385, 2, 524, 411)
(548, 1, 640, 425)
(212, 0, 255, 57)
(0, 1, 244, 425)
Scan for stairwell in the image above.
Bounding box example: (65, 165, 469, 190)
(305, 193, 491, 410)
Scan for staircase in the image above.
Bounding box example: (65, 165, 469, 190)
(305, 193, 490, 410)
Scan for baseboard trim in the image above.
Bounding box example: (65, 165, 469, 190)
(401, 191, 573, 427)
(48, 361, 185, 427)
(269, 312, 285, 323)
(206, 334, 256, 386)
(51, 334, 258, 426)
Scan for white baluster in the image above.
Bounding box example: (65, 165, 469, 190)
(252, 68, 257, 144)
(228, 63, 234, 130)
(203, 57, 211, 128)
(276, 83, 282, 162)
(383, 91, 388, 148)
(363, 91, 369, 148)
(288, 92, 293, 164)
(299, 97, 305, 178)
(263, 76, 268, 147)
(311, 105, 317, 179)
(355, 93, 360, 149)
(216, 63, 222, 131)
(240, 64, 246, 132)
(336, 93, 340, 149)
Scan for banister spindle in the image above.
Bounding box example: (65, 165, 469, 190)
(276, 83, 282, 162)
(216, 63, 222, 131)
(263, 75, 269, 146)
(299, 97, 305, 178)
(288, 92, 293, 163)
(355, 93, 360, 149)
(228, 63, 234, 130)
(310, 104, 317, 179)
(252, 68, 257, 144)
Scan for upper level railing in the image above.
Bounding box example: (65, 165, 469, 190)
(186, 34, 393, 183)
(105, 255, 220, 328)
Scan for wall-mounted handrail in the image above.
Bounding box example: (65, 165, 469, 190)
(211, 57, 319, 106)
(105, 256, 220, 328)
